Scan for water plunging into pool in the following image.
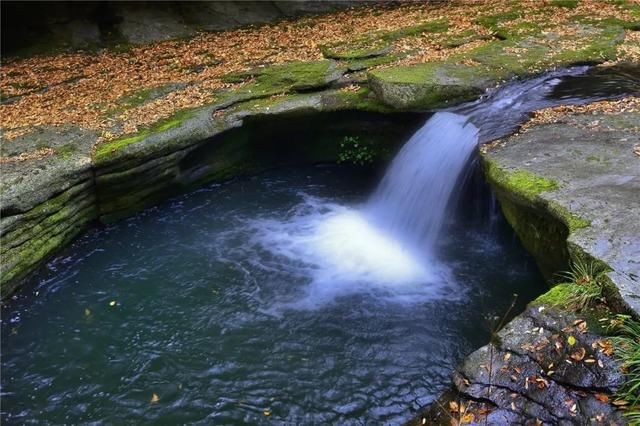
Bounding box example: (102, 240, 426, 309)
(2, 65, 638, 424)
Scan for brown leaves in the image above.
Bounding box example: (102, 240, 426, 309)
(1, 0, 637, 144)
(0, 147, 54, 163)
(525, 96, 640, 131)
(594, 393, 609, 403)
(570, 347, 586, 362)
(595, 339, 614, 357)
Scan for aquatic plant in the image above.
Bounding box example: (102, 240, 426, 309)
(337, 136, 375, 166)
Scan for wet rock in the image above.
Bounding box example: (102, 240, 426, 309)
(483, 111, 640, 315)
(368, 62, 497, 110)
(410, 306, 626, 425)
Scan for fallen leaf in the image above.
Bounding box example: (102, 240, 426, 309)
(460, 413, 475, 424)
(567, 335, 576, 346)
(612, 399, 630, 406)
(570, 347, 586, 361)
(594, 393, 609, 403)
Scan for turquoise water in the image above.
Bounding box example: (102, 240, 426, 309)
(1, 165, 545, 424)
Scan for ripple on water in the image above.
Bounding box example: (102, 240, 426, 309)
(1, 166, 544, 424)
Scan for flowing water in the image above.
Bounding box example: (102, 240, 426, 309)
(1, 166, 542, 425)
(2, 65, 638, 424)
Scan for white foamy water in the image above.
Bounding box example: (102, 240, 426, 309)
(250, 69, 595, 311)
(251, 196, 456, 309)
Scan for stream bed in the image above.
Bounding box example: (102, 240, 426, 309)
(1, 166, 544, 425)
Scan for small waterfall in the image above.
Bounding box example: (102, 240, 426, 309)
(248, 65, 636, 309)
(365, 66, 604, 252)
(367, 112, 479, 250)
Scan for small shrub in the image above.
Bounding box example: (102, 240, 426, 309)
(338, 136, 375, 166)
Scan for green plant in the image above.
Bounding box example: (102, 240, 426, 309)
(337, 136, 375, 166)
(556, 259, 605, 310)
(609, 315, 640, 423)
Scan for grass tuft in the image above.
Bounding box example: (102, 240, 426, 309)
(610, 316, 640, 423)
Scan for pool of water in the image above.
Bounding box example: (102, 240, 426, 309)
(1, 165, 545, 425)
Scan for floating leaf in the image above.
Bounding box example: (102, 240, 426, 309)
(150, 393, 159, 403)
(84, 308, 92, 316)
(263, 409, 271, 416)
(567, 335, 576, 346)
(109, 300, 117, 307)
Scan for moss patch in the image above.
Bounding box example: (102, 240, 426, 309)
(222, 60, 339, 95)
(484, 163, 559, 202)
(94, 108, 196, 162)
(475, 10, 521, 32)
(533, 283, 575, 306)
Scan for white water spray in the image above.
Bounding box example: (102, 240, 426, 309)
(253, 67, 595, 309)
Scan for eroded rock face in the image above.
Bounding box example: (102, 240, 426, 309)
(484, 111, 640, 315)
(410, 307, 625, 425)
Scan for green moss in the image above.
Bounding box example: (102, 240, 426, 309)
(382, 19, 450, 40)
(475, 10, 521, 31)
(56, 143, 77, 159)
(340, 53, 402, 72)
(465, 39, 550, 76)
(442, 30, 490, 48)
(532, 283, 575, 306)
(548, 200, 591, 232)
(484, 162, 559, 202)
(94, 108, 196, 162)
(550, 0, 580, 8)
(368, 61, 500, 109)
(326, 87, 392, 113)
(222, 60, 336, 95)
(1, 202, 95, 295)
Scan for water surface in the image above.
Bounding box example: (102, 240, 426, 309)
(1, 166, 544, 425)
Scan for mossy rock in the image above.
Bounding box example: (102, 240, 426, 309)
(221, 60, 343, 94)
(368, 62, 500, 110)
(320, 39, 392, 60)
(462, 22, 625, 78)
(532, 283, 575, 307)
(93, 106, 203, 167)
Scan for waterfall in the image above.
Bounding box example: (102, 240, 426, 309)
(367, 112, 479, 251)
(249, 65, 622, 309)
